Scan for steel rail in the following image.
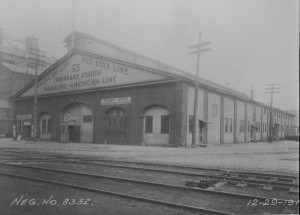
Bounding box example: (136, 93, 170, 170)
(0, 150, 298, 189)
(0, 171, 237, 215)
(46, 159, 299, 189)
(83, 158, 299, 180)
(0, 163, 297, 203)
(1, 149, 298, 180)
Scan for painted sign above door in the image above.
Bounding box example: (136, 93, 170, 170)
(20, 53, 169, 97)
(101, 97, 131, 105)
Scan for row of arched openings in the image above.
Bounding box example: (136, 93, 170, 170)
(39, 103, 170, 145)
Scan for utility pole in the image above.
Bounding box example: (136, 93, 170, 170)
(27, 48, 45, 142)
(188, 32, 211, 148)
(72, 0, 75, 49)
(265, 83, 280, 143)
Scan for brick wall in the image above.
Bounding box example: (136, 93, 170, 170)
(14, 81, 184, 146)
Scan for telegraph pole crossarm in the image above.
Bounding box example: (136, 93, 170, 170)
(188, 32, 211, 148)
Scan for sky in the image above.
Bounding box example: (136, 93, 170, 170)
(0, 0, 299, 110)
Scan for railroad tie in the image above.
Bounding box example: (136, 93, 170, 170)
(248, 175, 257, 180)
(269, 177, 278, 182)
(282, 207, 297, 214)
(289, 187, 299, 194)
(261, 183, 273, 191)
(235, 180, 247, 188)
(206, 181, 228, 191)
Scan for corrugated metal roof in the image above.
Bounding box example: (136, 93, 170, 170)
(0, 100, 12, 109)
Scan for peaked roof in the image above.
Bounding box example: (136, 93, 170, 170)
(13, 32, 295, 116)
(64, 31, 249, 99)
(12, 49, 179, 99)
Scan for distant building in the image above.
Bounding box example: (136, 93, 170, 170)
(0, 100, 13, 136)
(285, 110, 299, 136)
(12, 31, 295, 145)
(0, 28, 56, 135)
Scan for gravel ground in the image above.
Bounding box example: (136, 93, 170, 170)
(0, 177, 200, 215)
(0, 138, 298, 175)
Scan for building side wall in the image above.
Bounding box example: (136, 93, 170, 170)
(223, 97, 234, 143)
(246, 103, 254, 142)
(0, 64, 13, 100)
(236, 100, 245, 143)
(0, 108, 13, 134)
(255, 106, 262, 141)
(261, 107, 268, 141)
(14, 82, 183, 146)
(207, 92, 221, 144)
(0, 64, 34, 100)
(186, 85, 204, 147)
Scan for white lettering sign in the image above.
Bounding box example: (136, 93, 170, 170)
(20, 53, 167, 97)
(101, 97, 131, 105)
(17, 114, 32, 120)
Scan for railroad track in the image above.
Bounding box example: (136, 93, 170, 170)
(0, 150, 299, 191)
(1, 149, 298, 179)
(0, 162, 298, 214)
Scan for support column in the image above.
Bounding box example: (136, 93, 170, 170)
(203, 90, 208, 145)
(253, 105, 256, 141)
(181, 83, 188, 147)
(244, 102, 247, 142)
(233, 99, 237, 143)
(220, 95, 224, 144)
(267, 108, 269, 140)
(261, 107, 263, 141)
(280, 114, 283, 139)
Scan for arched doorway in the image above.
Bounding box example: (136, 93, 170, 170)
(60, 103, 93, 143)
(39, 113, 51, 141)
(104, 107, 129, 145)
(143, 106, 170, 146)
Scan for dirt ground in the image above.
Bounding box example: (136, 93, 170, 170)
(0, 138, 298, 175)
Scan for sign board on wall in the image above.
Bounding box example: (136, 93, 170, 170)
(17, 114, 32, 120)
(20, 53, 169, 97)
(101, 97, 131, 105)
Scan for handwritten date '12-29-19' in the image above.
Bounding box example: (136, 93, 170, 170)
(11, 195, 93, 207)
(247, 198, 299, 207)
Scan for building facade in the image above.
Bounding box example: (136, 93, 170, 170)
(12, 32, 295, 145)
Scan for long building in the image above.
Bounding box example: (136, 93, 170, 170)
(12, 32, 295, 146)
